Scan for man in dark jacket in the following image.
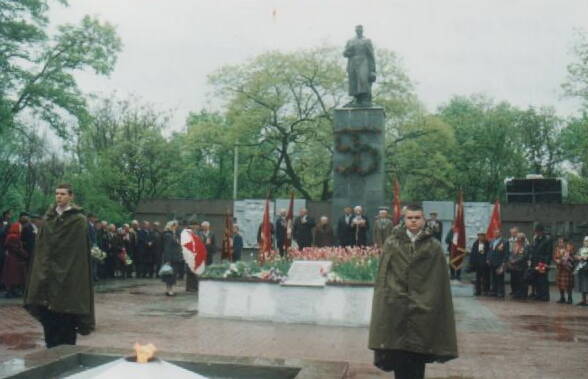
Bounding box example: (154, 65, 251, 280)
(336, 207, 354, 247)
(293, 208, 315, 249)
(469, 232, 490, 296)
(143, 221, 155, 278)
(487, 229, 509, 298)
(87, 214, 98, 282)
(136, 222, 149, 278)
(369, 204, 457, 379)
(529, 223, 552, 301)
(19, 212, 36, 281)
(24, 183, 94, 348)
(151, 222, 163, 277)
(232, 225, 244, 262)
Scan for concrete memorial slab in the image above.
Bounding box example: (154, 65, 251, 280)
(282, 261, 332, 287)
(464, 202, 493, 249)
(233, 199, 274, 248)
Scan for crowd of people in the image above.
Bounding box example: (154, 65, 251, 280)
(276, 205, 588, 308)
(269, 205, 399, 256)
(3, 199, 588, 305)
(465, 224, 588, 306)
(0, 208, 224, 298)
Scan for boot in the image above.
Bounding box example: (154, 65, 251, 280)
(567, 291, 573, 304)
(557, 293, 566, 304)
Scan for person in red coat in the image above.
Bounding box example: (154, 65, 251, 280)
(1, 223, 28, 298)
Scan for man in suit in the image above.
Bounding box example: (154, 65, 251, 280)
(275, 209, 288, 257)
(487, 229, 509, 298)
(529, 223, 552, 302)
(293, 208, 315, 249)
(337, 207, 354, 247)
(136, 221, 149, 278)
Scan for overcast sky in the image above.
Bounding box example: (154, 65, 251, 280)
(49, 0, 588, 131)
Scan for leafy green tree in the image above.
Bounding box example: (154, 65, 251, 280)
(563, 30, 588, 107)
(560, 113, 588, 203)
(1, 0, 122, 137)
(73, 97, 182, 215)
(438, 95, 528, 201)
(561, 113, 588, 174)
(561, 30, 588, 203)
(514, 106, 564, 177)
(390, 115, 457, 201)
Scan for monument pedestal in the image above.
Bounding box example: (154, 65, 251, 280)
(332, 107, 386, 234)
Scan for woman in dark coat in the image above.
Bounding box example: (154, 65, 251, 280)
(162, 220, 182, 296)
(1, 223, 28, 298)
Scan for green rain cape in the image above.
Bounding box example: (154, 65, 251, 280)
(24, 204, 95, 334)
(368, 225, 458, 362)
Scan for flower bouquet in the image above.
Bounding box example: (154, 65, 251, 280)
(90, 246, 107, 263)
(535, 262, 548, 274)
(253, 267, 287, 282)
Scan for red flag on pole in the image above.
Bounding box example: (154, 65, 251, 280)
(221, 209, 234, 261)
(259, 197, 272, 264)
(450, 192, 466, 270)
(284, 192, 294, 251)
(392, 178, 401, 225)
(485, 200, 502, 241)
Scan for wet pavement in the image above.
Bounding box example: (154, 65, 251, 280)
(1, 279, 587, 378)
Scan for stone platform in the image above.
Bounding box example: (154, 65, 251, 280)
(1, 279, 587, 378)
(198, 279, 473, 327)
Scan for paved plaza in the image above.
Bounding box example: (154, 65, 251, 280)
(0, 279, 587, 378)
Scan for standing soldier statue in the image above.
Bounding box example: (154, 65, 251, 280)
(343, 25, 376, 107)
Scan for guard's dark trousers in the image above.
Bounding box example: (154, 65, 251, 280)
(38, 307, 78, 348)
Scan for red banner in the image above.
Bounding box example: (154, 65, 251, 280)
(392, 178, 401, 225)
(259, 198, 272, 264)
(485, 200, 502, 241)
(450, 192, 466, 270)
(221, 210, 234, 261)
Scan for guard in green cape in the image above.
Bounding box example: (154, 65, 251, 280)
(24, 183, 95, 348)
(369, 203, 457, 379)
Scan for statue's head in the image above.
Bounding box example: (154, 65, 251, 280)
(355, 25, 363, 37)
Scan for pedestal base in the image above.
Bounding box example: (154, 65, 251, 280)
(331, 107, 386, 237)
